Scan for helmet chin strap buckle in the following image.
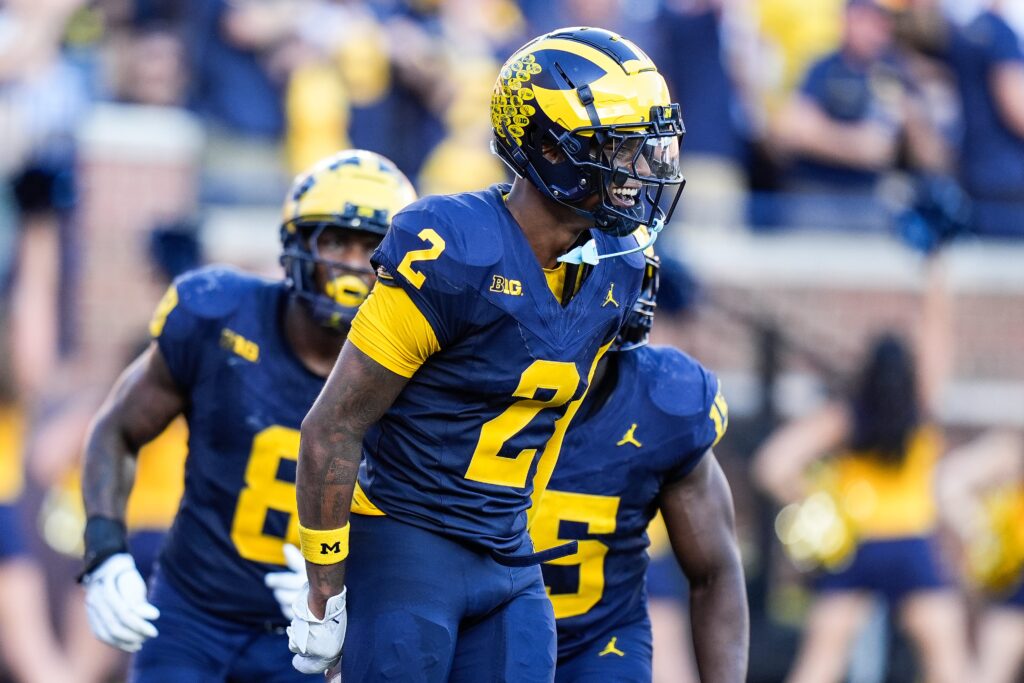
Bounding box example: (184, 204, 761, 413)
(557, 217, 664, 266)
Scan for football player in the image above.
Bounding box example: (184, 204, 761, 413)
(290, 27, 687, 681)
(77, 150, 416, 682)
(533, 254, 748, 683)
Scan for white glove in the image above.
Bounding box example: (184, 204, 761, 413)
(82, 553, 159, 652)
(265, 544, 308, 620)
(287, 584, 347, 675)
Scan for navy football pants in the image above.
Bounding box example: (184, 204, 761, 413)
(342, 513, 557, 682)
(130, 571, 317, 683)
(555, 616, 652, 683)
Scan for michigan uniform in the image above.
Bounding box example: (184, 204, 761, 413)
(529, 346, 724, 682)
(133, 266, 321, 681)
(341, 186, 645, 680)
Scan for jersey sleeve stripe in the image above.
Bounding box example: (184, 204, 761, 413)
(348, 280, 441, 379)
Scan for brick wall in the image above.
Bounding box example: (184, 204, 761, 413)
(658, 231, 1024, 426)
(76, 104, 203, 384)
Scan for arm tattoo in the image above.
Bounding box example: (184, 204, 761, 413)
(297, 341, 409, 611)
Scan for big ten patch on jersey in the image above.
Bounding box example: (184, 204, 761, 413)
(150, 266, 326, 626)
(358, 185, 646, 556)
(532, 345, 724, 659)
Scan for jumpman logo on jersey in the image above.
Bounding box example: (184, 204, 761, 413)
(602, 282, 619, 308)
(616, 423, 642, 448)
(598, 636, 625, 657)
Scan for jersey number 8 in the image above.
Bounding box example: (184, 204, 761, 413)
(230, 426, 301, 565)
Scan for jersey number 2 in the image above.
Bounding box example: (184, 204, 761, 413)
(397, 229, 445, 289)
(465, 360, 581, 488)
(230, 426, 300, 564)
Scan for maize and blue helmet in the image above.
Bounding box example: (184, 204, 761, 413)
(280, 150, 417, 330)
(490, 26, 686, 237)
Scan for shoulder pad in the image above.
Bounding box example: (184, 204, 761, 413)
(390, 189, 505, 270)
(172, 265, 267, 321)
(639, 345, 717, 419)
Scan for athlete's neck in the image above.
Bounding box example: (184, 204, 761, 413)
(578, 353, 620, 423)
(283, 297, 345, 378)
(505, 177, 593, 269)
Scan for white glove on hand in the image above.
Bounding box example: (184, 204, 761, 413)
(82, 553, 159, 652)
(287, 584, 347, 675)
(265, 544, 308, 620)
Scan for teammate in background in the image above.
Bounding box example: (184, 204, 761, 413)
(291, 27, 686, 681)
(937, 430, 1024, 683)
(77, 150, 416, 682)
(533, 254, 748, 683)
(753, 256, 969, 683)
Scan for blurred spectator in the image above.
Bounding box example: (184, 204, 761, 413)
(0, 0, 87, 402)
(753, 0, 846, 102)
(184, 0, 310, 201)
(521, 0, 661, 37)
(112, 21, 187, 107)
(0, 307, 75, 683)
(657, 0, 751, 230)
(0, 421, 76, 683)
(772, 0, 941, 231)
(416, 0, 524, 193)
(289, 0, 523, 183)
(342, 1, 449, 177)
(417, 56, 508, 194)
(899, 0, 1024, 237)
(753, 257, 970, 683)
(937, 430, 1024, 683)
(0, 0, 87, 178)
(184, 0, 299, 139)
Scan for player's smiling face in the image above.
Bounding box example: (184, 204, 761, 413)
(602, 138, 648, 211)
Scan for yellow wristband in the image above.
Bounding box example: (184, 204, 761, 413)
(298, 522, 350, 565)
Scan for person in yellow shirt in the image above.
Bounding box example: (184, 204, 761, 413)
(753, 255, 968, 683)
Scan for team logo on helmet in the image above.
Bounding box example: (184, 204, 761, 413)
(490, 27, 687, 238)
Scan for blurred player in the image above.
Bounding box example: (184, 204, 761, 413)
(753, 256, 969, 683)
(77, 150, 417, 682)
(533, 254, 748, 683)
(291, 27, 686, 681)
(938, 430, 1024, 683)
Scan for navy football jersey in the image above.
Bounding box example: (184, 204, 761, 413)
(531, 345, 726, 659)
(354, 185, 646, 557)
(151, 266, 324, 626)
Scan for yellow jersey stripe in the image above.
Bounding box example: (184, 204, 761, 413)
(348, 279, 441, 378)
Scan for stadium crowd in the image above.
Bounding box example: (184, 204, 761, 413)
(0, 0, 1022, 681)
